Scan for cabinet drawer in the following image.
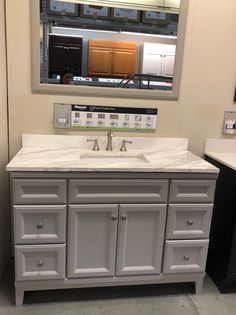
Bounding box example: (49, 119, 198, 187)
(69, 179, 168, 204)
(169, 180, 216, 203)
(15, 244, 65, 281)
(163, 240, 209, 274)
(166, 204, 213, 239)
(13, 179, 66, 204)
(14, 205, 66, 244)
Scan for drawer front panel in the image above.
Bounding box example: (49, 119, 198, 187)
(13, 179, 66, 204)
(14, 205, 66, 244)
(169, 180, 216, 203)
(166, 204, 213, 239)
(15, 244, 65, 281)
(69, 179, 168, 204)
(163, 240, 209, 274)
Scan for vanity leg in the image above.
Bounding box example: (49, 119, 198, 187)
(195, 278, 204, 294)
(15, 287, 24, 306)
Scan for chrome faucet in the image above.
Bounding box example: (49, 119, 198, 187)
(106, 130, 114, 151)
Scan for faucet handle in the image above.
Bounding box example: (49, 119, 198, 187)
(120, 140, 132, 152)
(87, 139, 100, 151)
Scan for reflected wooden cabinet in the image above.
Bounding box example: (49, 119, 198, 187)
(88, 39, 136, 77)
(48, 35, 83, 77)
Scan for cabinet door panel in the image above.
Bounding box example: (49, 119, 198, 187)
(66, 45, 82, 75)
(49, 44, 67, 75)
(142, 52, 162, 75)
(161, 54, 175, 76)
(49, 35, 82, 77)
(88, 48, 112, 76)
(112, 50, 136, 77)
(68, 204, 118, 278)
(116, 204, 166, 276)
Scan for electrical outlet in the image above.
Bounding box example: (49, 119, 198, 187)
(223, 111, 236, 135)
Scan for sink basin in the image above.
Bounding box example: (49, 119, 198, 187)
(80, 152, 149, 164)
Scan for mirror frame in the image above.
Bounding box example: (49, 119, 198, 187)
(30, 0, 189, 100)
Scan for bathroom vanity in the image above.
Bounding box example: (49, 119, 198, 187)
(7, 135, 218, 305)
(205, 139, 236, 293)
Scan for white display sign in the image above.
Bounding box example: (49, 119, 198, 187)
(71, 105, 157, 132)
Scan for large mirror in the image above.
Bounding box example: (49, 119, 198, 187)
(31, 0, 189, 99)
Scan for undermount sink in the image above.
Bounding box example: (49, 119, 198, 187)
(80, 152, 149, 164)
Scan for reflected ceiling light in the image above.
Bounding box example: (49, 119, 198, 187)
(54, 0, 180, 13)
(51, 26, 118, 34)
(121, 31, 177, 39)
(51, 26, 177, 38)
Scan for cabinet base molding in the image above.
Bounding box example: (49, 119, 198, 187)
(15, 273, 204, 306)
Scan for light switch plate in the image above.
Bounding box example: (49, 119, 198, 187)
(54, 103, 71, 129)
(222, 111, 236, 135)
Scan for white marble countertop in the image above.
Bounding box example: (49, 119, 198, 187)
(204, 139, 236, 171)
(6, 134, 219, 173)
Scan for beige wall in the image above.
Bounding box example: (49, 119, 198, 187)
(5, 0, 236, 158)
(0, 0, 11, 279)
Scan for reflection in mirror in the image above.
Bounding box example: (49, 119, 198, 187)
(32, 0, 188, 99)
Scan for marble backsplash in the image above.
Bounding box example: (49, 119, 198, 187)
(22, 134, 189, 152)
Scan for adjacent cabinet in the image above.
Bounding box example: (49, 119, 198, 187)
(12, 173, 217, 305)
(205, 156, 236, 292)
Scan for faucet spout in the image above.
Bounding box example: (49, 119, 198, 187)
(106, 130, 114, 151)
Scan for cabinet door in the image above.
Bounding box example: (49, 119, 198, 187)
(49, 43, 67, 76)
(67, 204, 118, 278)
(66, 44, 82, 76)
(112, 49, 136, 77)
(88, 47, 113, 76)
(49, 35, 82, 77)
(116, 204, 166, 276)
(161, 53, 175, 77)
(142, 51, 162, 76)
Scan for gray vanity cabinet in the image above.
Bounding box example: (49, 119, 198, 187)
(11, 173, 217, 305)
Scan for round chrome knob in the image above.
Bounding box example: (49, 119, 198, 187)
(111, 214, 117, 221)
(121, 214, 127, 221)
(183, 255, 190, 261)
(37, 222, 43, 229)
(187, 219, 193, 225)
(37, 260, 44, 267)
